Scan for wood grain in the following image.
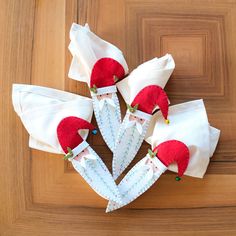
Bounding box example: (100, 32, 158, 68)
(1, 0, 236, 235)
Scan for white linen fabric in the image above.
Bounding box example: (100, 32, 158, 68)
(68, 23, 129, 83)
(68, 23, 129, 152)
(12, 84, 93, 154)
(117, 54, 175, 105)
(12, 84, 123, 204)
(145, 99, 220, 178)
(111, 55, 174, 178)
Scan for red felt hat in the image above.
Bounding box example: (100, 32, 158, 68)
(90, 58, 125, 89)
(57, 116, 95, 153)
(153, 140, 190, 177)
(131, 85, 169, 120)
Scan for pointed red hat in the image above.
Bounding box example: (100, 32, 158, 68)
(90, 58, 125, 89)
(57, 116, 96, 153)
(131, 85, 169, 120)
(153, 140, 190, 177)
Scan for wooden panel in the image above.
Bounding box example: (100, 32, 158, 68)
(1, 0, 236, 235)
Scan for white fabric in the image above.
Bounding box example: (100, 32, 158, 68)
(145, 99, 220, 178)
(91, 85, 117, 96)
(71, 141, 89, 158)
(112, 113, 150, 180)
(209, 126, 221, 158)
(97, 97, 116, 111)
(74, 153, 98, 169)
(106, 154, 167, 212)
(117, 54, 175, 104)
(71, 146, 122, 204)
(92, 92, 121, 152)
(12, 84, 93, 154)
(124, 119, 144, 135)
(68, 23, 129, 84)
(143, 154, 168, 180)
(127, 109, 152, 121)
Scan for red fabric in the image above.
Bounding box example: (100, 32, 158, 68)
(131, 85, 169, 119)
(57, 116, 95, 154)
(90, 58, 125, 88)
(153, 140, 190, 177)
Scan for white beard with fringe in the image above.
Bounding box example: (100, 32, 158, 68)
(92, 92, 121, 152)
(107, 153, 167, 212)
(112, 111, 151, 180)
(71, 145, 122, 204)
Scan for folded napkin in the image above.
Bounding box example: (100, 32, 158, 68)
(12, 84, 93, 154)
(107, 100, 220, 211)
(117, 54, 175, 105)
(68, 23, 129, 152)
(145, 99, 220, 178)
(12, 84, 122, 203)
(106, 140, 190, 212)
(112, 55, 175, 180)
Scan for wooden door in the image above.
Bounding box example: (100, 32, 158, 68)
(1, 0, 236, 235)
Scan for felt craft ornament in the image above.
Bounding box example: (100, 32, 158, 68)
(89, 58, 125, 152)
(106, 140, 190, 212)
(117, 56, 220, 178)
(12, 84, 94, 153)
(145, 99, 221, 178)
(12, 84, 122, 204)
(57, 116, 122, 204)
(112, 85, 170, 180)
(68, 23, 129, 152)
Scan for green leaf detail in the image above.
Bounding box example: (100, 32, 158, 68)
(148, 148, 157, 158)
(63, 147, 74, 160)
(113, 75, 119, 83)
(89, 84, 97, 93)
(148, 149, 153, 157)
(133, 104, 139, 110)
(127, 103, 139, 113)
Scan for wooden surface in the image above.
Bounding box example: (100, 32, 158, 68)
(1, 0, 236, 235)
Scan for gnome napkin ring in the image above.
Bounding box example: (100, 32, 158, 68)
(68, 23, 129, 152)
(112, 85, 170, 180)
(57, 116, 122, 204)
(89, 58, 126, 152)
(107, 140, 190, 212)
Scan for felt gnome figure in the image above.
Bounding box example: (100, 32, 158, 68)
(68, 23, 129, 151)
(12, 84, 122, 204)
(107, 140, 190, 212)
(145, 99, 221, 178)
(57, 116, 122, 204)
(112, 85, 169, 180)
(89, 58, 125, 151)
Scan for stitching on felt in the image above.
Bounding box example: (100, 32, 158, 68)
(112, 113, 150, 179)
(92, 93, 121, 152)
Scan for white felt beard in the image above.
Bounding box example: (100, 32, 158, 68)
(112, 111, 151, 180)
(107, 153, 167, 212)
(92, 92, 121, 152)
(70, 143, 122, 204)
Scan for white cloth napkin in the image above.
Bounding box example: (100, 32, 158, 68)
(68, 23, 129, 83)
(12, 84, 93, 154)
(145, 99, 220, 178)
(117, 54, 175, 105)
